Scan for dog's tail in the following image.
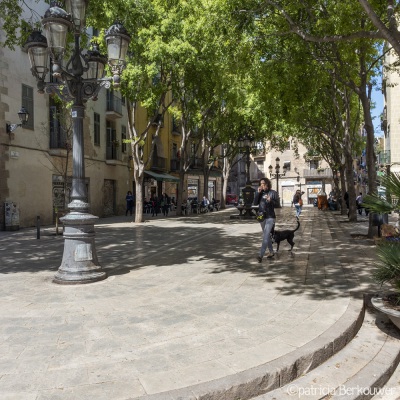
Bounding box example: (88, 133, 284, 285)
(294, 219, 300, 232)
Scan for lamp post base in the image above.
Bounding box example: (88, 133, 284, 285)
(54, 211, 107, 285)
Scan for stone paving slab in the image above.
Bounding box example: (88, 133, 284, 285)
(0, 206, 385, 399)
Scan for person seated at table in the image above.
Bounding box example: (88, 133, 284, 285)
(181, 199, 188, 214)
(201, 196, 210, 212)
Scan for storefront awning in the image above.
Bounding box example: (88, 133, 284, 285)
(144, 171, 180, 182)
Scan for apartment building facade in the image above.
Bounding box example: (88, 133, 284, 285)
(228, 138, 333, 206)
(382, 48, 400, 174)
(0, 18, 222, 229)
(0, 32, 135, 229)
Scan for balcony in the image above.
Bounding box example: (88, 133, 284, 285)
(172, 117, 181, 135)
(170, 159, 180, 171)
(106, 143, 121, 164)
(188, 157, 203, 169)
(106, 94, 122, 120)
(303, 168, 333, 179)
(253, 148, 265, 160)
(151, 155, 166, 170)
(377, 150, 391, 165)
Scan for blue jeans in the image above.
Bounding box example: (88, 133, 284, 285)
(259, 218, 275, 257)
(295, 204, 302, 218)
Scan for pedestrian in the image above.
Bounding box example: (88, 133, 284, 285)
(151, 196, 159, 217)
(125, 191, 134, 216)
(161, 193, 170, 216)
(356, 192, 363, 215)
(344, 191, 349, 209)
(292, 189, 303, 219)
(254, 177, 280, 262)
(201, 196, 210, 212)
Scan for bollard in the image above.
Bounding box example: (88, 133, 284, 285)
(36, 216, 40, 239)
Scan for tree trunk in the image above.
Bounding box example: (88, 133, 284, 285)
(221, 171, 230, 210)
(203, 169, 210, 200)
(220, 154, 231, 210)
(134, 176, 144, 223)
(345, 153, 358, 221)
(359, 89, 378, 238)
(176, 169, 185, 216)
(340, 166, 347, 215)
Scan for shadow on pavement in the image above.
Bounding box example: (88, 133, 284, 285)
(0, 208, 379, 303)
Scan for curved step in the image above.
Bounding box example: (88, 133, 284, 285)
(371, 357, 400, 399)
(252, 304, 400, 400)
(135, 296, 364, 400)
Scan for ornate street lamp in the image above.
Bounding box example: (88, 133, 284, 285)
(268, 157, 287, 208)
(238, 134, 256, 211)
(25, 1, 131, 284)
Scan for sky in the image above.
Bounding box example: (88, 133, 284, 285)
(371, 79, 384, 137)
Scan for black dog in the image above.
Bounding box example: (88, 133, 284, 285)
(271, 219, 300, 252)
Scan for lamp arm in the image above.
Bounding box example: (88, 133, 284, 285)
(6, 123, 21, 133)
(44, 78, 111, 103)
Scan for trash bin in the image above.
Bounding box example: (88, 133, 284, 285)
(371, 213, 389, 227)
(371, 213, 389, 237)
(4, 201, 20, 231)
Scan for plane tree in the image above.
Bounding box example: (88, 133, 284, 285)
(232, 1, 384, 231)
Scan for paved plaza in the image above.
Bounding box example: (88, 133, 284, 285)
(0, 206, 396, 399)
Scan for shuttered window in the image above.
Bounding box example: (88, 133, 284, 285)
(94, 112, 100, 145)
(121, 125, 127, 153)
(22, 84, 34, 130)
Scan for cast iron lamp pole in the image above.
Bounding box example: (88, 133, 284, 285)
(268, 157, 287, 208)
(294, 167, 302, 191)
(25, 0, 130, 284)
(238, 135, 256, 210)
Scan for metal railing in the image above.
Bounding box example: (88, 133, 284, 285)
(106, 143, 120, 160)
(190, 157, 204, 168)
(151, 156, 166, 170)
(106, 94, 122, 115)
(303, 168, 332, 178)
(170, 159, 180, 171)
(377, 150, 391, 165)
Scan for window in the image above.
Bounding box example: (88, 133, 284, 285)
(121, 125, 127, 153)
(22, 84, 34, 130)
(94, 112, 100, 146)
(49, 100, 67, 149)
(285, 141, 291, 150)
(284, 161, 291, 171)
(106, 120, 119, 160)
(310, 160, 319, 170)
(121, 96, 125, 106)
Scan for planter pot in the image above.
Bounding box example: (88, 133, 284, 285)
(371, 294, 400, 330)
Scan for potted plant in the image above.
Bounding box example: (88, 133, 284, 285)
(363, 171, 400, 329)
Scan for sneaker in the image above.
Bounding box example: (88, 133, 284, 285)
(257, 256, 262, 263)
(266, 252, 275, 258)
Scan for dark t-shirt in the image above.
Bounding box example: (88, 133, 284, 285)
(254, 189, 279, 219)
(293, 193, 300, 204)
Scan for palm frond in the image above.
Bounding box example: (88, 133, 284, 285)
(362, 172, 400, 213)
(374, 243, 400, 286)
